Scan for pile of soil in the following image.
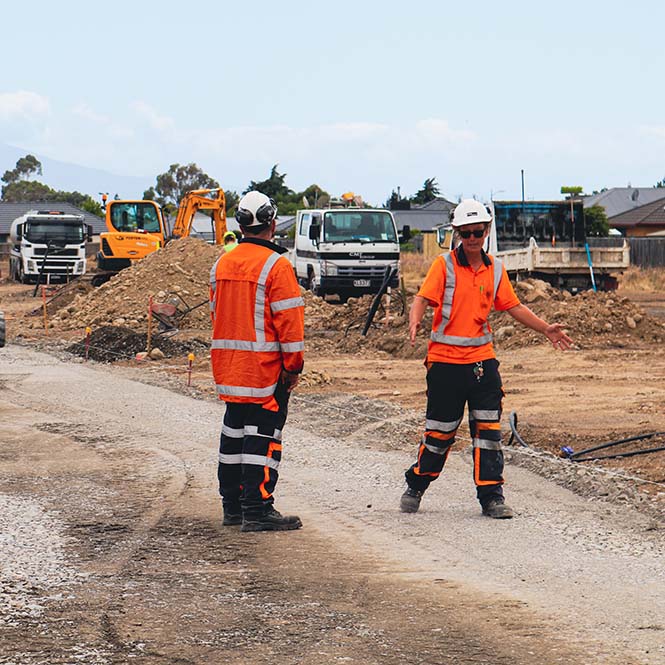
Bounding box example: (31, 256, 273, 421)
(66, 325, 209, 363)
(45, 237, 222, 332)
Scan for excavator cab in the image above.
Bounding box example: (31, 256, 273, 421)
(97, 200, 166, 272)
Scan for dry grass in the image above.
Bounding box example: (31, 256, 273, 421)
(400, 252, 433, 290)
(618, 266, 665, 292)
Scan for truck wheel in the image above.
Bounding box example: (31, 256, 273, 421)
(17, 263, 27, 284)
(0, 312, 5, 347)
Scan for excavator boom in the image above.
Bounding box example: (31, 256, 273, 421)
(170, 188, 226, 244)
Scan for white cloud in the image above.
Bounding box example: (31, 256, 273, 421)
(0, 91, 50, 119)
(131, 101, 176, 132)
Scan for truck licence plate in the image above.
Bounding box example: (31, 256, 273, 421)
(353, 279, 371, 287)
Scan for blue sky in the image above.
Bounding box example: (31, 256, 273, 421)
(1, 0, 664, 204)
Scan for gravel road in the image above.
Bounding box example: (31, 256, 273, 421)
(1, 344, 664, 664)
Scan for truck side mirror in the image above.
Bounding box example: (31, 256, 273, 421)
(401, 225, 411, 242)
(308, 223, 320, 243)
(86, 224, 93, 242)
(16, 223, 24, 240)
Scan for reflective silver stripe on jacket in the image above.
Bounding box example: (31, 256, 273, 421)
(219, 453, 280, 470)
(212, 339, 281, 352)
(210, 256, 221, 292)
(216, 383, 278, 398)
(470, 409, 500, 421)
(281, 341, 305, 353)
(425, 417, 462, 433)
(255, 253, 282, 343)
(222, 425, 283, 440)
(271, 296, 305, 313)
(473, 438, 502, 451)
(430, 253, 502, 347)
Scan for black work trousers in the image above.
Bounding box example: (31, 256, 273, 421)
(218, 385, 289, 518)
(405, 359, 505, 506)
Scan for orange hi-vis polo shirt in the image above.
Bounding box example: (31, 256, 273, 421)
(417, 245, 520, 364)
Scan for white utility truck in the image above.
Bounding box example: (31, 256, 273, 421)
(9, 210, 92, 284)
(437, 200, 629, 291)
(292, 207, 401, 301)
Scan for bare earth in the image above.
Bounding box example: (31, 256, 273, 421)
(1, 272, 665, 664)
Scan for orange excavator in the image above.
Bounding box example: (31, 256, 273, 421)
(94, 188, 226, 285)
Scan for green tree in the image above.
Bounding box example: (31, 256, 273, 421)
(410, 177, 440, 205)
(584, 205, 610, 237)
(1, 180, 53, 201)
(2, 154, 42, 186)
(243, 164, 292, 200)
(385, 188, 410, 210)
(654, 177, 665, 188)
(143, 163, 220, 215)
(224, 189, 240, 215)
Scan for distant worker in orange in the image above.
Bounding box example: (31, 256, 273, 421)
(210, 191, 305, 532)
(223, 230, 238, 252)
(401, 199, 573, 519)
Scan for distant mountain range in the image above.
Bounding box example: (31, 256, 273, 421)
(0, 143, 152, 200)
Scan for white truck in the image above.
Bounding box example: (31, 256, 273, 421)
(9, 210, 92, 284)
(292, 207, 401, 301)
(437, 201, 629, 292)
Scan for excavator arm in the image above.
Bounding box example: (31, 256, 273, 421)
(170, 188, 227, 244)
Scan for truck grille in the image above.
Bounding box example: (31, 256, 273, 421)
(337, 265, 395, 278)
(32, 247, 79, 257)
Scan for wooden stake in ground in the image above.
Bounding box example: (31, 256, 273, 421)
(41, 286, 48, 336)
(147, 296, 153, 354)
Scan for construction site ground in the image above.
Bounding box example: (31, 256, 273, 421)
(1, 242, 665, 664)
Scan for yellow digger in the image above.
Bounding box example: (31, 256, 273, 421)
(94, 188, 226, 284)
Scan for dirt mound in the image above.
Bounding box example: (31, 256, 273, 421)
(493, 280, 665, 349)
(67, 325, 209, 363)
(48, 237, 222, 332)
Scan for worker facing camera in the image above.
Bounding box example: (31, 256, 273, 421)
(401, 199, 573, 520)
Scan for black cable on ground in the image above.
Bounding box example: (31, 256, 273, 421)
(507, 411, 530, 448)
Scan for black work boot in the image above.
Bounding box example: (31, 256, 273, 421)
(481, 497, 514, 519)
(222, 509, 242, 526)
(400, 487, 424, 513)
(241, 507, 303, 532)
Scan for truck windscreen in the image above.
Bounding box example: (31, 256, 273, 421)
(323, 211, 396, 243)
(25, 222, 84, 244)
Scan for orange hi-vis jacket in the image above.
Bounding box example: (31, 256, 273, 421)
(210, 237, 305, 411)
(418, 245, 520, 364)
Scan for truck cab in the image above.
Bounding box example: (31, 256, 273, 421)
(293, 208, 400, 300)
(9, 210, 92, 284)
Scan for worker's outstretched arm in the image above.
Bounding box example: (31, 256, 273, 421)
(409, 295, 430, 346)
(507, 304, 573, 350)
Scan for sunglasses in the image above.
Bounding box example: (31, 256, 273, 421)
(459, 228, 486, 239)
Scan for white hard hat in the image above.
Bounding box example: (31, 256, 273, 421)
(235, 191, 278, 228)
(451, 199, 492, 227)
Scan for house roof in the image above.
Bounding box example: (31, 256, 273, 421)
(0, 201, 106, 236)
(391, 209, 451, 232)
(411, 197, 456, 212)
(608, 197, 665, 229)
(583, 188, 665, 218)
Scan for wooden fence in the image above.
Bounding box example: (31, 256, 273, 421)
(627, 238, 665, 268)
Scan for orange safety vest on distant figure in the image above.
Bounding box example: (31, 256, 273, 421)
(417, 245, 520, 364)
(210, 237, 305, 411)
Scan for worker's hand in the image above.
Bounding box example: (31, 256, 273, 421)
(544, 323, 573, 351)
(280, 369, 300, 392)
(409, 320, 421, 346)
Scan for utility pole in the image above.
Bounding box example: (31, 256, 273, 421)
(520, 170, 525, 210)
